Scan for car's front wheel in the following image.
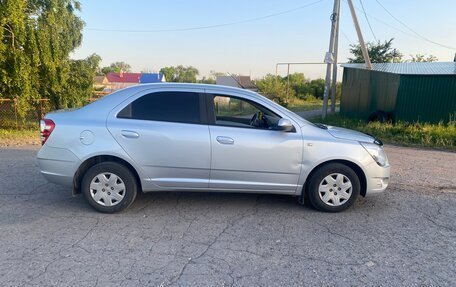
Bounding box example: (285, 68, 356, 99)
(307, 163, 360, 212)
(81, 162, 137, 213)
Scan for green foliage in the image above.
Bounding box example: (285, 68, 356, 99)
(255, 73, 339, 106)
(63, 53, 101, 107)
(255, 74, 291, 106)
(407, 54, 438, 62)
(307, 79, 326, 100)
(0, 0, 36, 117)
(101, 66, 115, 75)
(0, 0, 97, 113)
(101, 61, 131, 74)
(199, 77, 216, 84)
(311, 114, 456, 150)
(159, 65, 199, 83)
(0, 128, 39, 146)
(286, 73, 307, 98)
(348, 38, 403, 63)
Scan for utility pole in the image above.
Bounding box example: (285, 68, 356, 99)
(330, 0, 340, 113)
(322, 0, 340, 119)
(347, 0, 372, 69)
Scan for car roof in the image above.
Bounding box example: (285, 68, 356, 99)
(80, 83, 309, 127)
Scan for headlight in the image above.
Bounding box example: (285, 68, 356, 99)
(360, 142, 389, 167)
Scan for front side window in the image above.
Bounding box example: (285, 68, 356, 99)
(118, 91, 201, 124)
(213, 95, 280, 129)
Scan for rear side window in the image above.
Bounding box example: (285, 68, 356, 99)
(118, 92, 201, 124)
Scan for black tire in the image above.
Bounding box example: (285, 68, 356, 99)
(368, 110, 388, 123)
(306, 163, 360, 212)
(81, 162, 137, 213)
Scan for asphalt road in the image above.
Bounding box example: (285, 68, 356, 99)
(0, 145, 455, 287)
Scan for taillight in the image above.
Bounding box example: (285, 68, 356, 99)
(40, 119, 55, 145)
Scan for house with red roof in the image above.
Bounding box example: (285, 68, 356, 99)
(105, 71, 141, 92)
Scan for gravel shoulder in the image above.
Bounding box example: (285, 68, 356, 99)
(0, 145, 455, 286)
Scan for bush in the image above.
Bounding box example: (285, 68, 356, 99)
(311, 114, 455, 150)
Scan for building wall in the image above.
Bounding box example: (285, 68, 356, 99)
(396, 75, 456, 123)
(340, 68, 400, 120)
(216, 76, 240, 88)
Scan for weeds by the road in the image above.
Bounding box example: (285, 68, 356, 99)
(310, 114, 456, 150)
(287, 97, 339, 112)
(0, 128, 39, 147)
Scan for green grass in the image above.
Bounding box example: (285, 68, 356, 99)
(0, 128, 40, 147)
(309, 114, 456, 150)
(286, 98, 339, 112)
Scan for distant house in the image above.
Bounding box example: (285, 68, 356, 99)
(105, 71, 141, 92)
(92, 75, 110, 97)
(216, 75, 258, 91)
(94, 75, 108, 85)
(140, 73, 166, 83)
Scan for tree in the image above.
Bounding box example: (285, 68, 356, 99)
(198, 70, 226, 84)
(408, 54, 438, 62)
(62, 53, 101, 107)
(101, 61, 131, 74)
(0, 0, 39, 116)
(0, 0, 91, 112)
(159, 65, 199, 83)
(159, 67, 177, 82)
(255, 74, 291, 105)
(199, 77, 216, 84)
(33, 0, 85, 110)
(308, 79, 326, 100)
(283, 73, 308, 99)
(348, 38, 403, 63)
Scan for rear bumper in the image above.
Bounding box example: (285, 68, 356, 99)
(365, 163, 390, 195)
(37, 146, 80, 187)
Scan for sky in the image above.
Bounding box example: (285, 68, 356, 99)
(72, 0, 456, 80)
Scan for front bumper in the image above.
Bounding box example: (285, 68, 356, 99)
(37, 146, 81, 187)
(365, 162, 390, 195)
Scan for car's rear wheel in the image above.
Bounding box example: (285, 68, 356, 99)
(307, 163, 360, 212)
(82, 162, 137, 213)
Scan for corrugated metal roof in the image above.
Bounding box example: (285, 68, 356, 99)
(140, 73, 165, 83)
(106, 72, 141, 83)
(341, 62, 456, 75)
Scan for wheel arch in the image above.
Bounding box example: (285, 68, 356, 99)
(73, 155, 142, 195)
(303, 159, 367, 198)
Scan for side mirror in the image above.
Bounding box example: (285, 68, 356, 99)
(276, 118, 294, 132)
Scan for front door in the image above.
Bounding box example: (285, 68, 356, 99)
(207, 94, 303, 193)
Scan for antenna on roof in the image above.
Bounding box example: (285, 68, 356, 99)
(228, 73, 245, 89)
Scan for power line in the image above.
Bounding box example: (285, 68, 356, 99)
(359, 0, 377, 42)
(374, 0, 455, 50)
(85, 0, 326, 33)
(342, 0, 456, 50)
(340, 29, 354, 44)
(345, 0, 414, 38)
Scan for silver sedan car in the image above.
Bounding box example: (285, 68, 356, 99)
(37, 83, 390, 213)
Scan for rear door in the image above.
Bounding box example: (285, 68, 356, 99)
(107, 88, 211, 189)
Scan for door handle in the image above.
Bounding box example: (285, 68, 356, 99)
(216, 136, 234, 145)
(121, 130, 140, 139)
